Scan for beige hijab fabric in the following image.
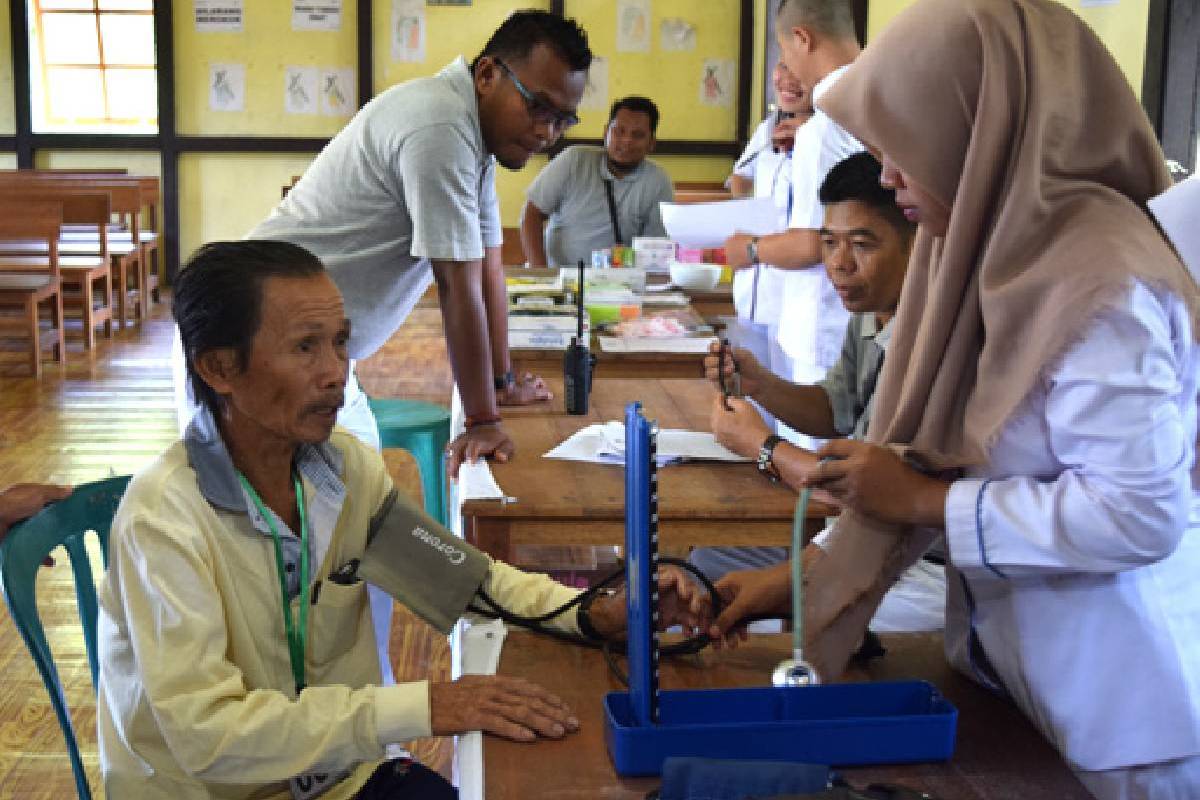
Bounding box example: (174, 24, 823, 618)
(799, 0, 1200, 679)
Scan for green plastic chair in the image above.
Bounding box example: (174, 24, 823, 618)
(0, 475, 131, 800)
(368, 397, 451, 526)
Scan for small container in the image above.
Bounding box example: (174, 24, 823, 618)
(591, 248, 611, 269)
(676, 246, 705, 264)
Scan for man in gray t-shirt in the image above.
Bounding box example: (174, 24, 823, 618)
(246, 11, 592, 474)
(520, 96, 674, 267)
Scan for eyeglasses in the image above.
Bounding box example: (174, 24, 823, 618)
(494, 58, 580, 132)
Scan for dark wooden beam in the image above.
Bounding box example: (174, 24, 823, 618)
(737, 0, 753, 145)
(853, 0, 870, 46)
(357, 0, 372, 105)
(1157, 0, 1199, 172)
(153, 0, 179, 280)
(11, 0, 34, 167)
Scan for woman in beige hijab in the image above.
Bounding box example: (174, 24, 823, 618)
(707, 1, 1200, 797)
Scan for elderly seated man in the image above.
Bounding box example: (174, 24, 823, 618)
(696, 152, 944, 633)
(96, 240, 700, 800)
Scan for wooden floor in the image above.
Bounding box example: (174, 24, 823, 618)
(0, 296, 457, 797)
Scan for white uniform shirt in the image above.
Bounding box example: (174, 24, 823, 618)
(776, 65, 860, 385)
(731, 116, 793, 327)
(249, 58, 503, 360)
(943, 280, 1200, 772)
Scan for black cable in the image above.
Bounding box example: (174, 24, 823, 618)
(465, 557, 885, 686)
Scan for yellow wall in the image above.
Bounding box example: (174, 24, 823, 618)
(0, 0, 14, 135)
(174, 0, 358, 136)
(178, 153, 316, 260)
(866, 0, 1150, 97)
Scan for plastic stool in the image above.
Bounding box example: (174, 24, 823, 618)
(368, 398, 452, 526)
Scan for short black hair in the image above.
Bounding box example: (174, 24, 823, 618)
(608, 96, 660, 134)
(776, 0, 857, 41)
(173, 240, 326, 417)
(472, 10, 591, 73)
(819, 152, 914, 237)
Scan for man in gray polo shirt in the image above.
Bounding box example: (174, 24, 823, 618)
(247, 11, 591, 473)
(520, 96, 674, 267)
(698, 152, 944, 633)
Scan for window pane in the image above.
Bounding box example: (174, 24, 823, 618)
(98, 0, 154, 9)
(104, 68, 157, 121)
(38, 1, 96, 10)
(46, 67, 105, 119)
(41, 13, 101, 64)
(99, 14, 155, 66)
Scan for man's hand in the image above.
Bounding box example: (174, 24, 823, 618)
(707, 547, 825, 648)
(447, 424, 516, 479)
(585, 565, 709, 639)
(703, 341, 766, 397)
(710, 396, 771, 458)
(429, 675, 579, 742)
(724, 233, 756, 270)
(804, 440, 950, 528)
(1, 483, 72, 566)
(497, 372, 553, 406)
(770, 115, 803, 153)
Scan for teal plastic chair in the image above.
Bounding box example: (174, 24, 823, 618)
(368, 397, 451, 526)
(0, 475, 131, 800)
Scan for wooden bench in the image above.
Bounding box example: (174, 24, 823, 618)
(0, 191, 115, 350)
(0, 200, 66, 377)
(0, 173, 149, 328)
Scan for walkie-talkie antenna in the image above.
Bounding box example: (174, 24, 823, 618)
(576, 259, 586, 341)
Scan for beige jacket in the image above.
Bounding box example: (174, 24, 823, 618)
(97, 426, 581, 799)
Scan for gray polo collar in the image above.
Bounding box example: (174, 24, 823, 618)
(183, 405, 346, 533)
(860, 313, 895, 352)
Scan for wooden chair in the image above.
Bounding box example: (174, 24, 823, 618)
(0, 174, 145, 328)
(0, 191, 114, 350)
(0, 200, 66, 377)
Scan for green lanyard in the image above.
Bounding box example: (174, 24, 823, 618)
(237, 472, 310, 694)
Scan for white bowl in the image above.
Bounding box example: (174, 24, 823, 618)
(669, 262, 722, 292)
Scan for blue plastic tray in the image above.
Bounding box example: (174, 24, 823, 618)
(604, 681, 957, 777)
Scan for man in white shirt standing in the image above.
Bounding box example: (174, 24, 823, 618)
(725, 0, 864, 443)
(520, 96, 674, 267)
(726, 60, 812, 404)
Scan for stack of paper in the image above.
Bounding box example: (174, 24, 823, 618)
(544, 421, 750, 466)
(660, 197, 781, 248)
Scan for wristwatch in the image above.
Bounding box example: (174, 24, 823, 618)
(746, 236, 761, 265)
(493, 370, 516, 392)
(756, 434, 784, 483)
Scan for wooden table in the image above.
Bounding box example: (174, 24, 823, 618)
(510, 339, 708, 381)
(462, 378, 822, 561)
(679, 283, 735, 322)
(482, 631, 1092, 799)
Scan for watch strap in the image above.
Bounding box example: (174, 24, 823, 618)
(756, 433, 784, 482)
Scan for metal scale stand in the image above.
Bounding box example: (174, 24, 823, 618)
(602, 402, 959, 777)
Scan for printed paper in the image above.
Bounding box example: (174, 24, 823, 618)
(208, 63, 245, 112)
(293, 0, 341, 31)
(617, 0, 651, 53)
(700, 59, 735, 107)
(391, 0, 426, 62)
(660, 18, 696, 52)
(284, 66, 318, 115)
(319, 68, 355, 116)
(195, 0, 243, 32)
(579, 56, 609, 111)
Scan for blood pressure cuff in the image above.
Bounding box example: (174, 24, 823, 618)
(357, 489, 491, 635)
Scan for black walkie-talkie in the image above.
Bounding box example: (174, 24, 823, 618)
(564, 260, 592, 415)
